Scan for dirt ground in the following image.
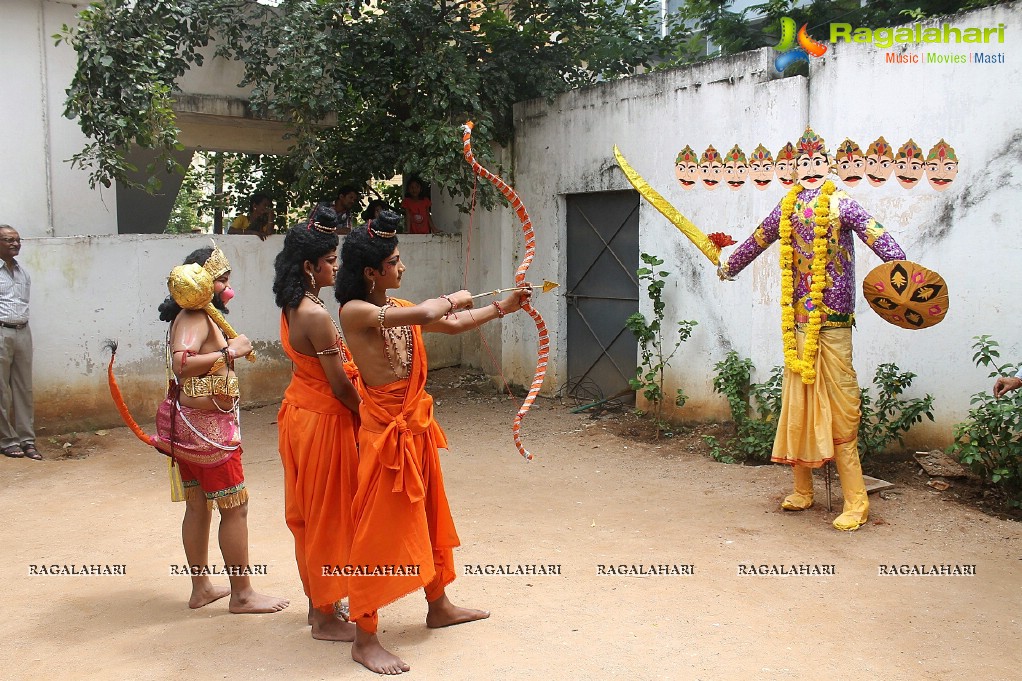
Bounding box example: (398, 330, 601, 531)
(1, 367, 1019, 680)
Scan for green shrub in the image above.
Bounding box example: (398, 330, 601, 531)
(703, 352, 782, 464)
(951, 335, 1022, 506)
(706, 352, 933, 465)
(858, 363, 935, 460)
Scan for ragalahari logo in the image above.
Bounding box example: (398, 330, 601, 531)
(774, 17, 828, 72)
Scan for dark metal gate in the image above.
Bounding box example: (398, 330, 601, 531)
(565, 190, 639, 404)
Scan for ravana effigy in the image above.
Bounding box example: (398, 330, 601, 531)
(615, 126, 950, 532)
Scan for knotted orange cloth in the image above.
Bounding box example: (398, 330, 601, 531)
(348, 299, 460, 634)
(277, 312, 360, 611)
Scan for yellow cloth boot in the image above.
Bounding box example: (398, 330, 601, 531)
(781, 465, 814, 510)
(832, 440, 869, 531)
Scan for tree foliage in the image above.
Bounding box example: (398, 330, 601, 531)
(57, 0, 672, 205)
(165, 172, 208, 234)
(58, 0, 1011, 206)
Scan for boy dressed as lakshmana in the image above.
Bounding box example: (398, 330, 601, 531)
(718, 128, 906, 531)
(274, 206, 362, 641)
(336, 212, 530, 675)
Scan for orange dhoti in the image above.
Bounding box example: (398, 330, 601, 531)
(348, 311, 459, 634)
(278, 313, 360, 610)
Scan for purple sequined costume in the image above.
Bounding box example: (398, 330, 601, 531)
(723, 187, 905, 323)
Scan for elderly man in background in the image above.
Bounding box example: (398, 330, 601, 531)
(0, 224, 38, 460)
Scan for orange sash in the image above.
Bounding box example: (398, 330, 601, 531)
(348, 299, 459, 632)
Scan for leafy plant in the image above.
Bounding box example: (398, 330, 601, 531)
(858, 363, 935, 460)
(951, 335, 1022, 506)
(705, 352, 932, 465)
(165, 174, 208, 234)
(625, 253, 697, 437)
(703, 352, 782, 464)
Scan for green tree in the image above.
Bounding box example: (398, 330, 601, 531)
(57, 0, 675, 205)
(165, 173, 207, 234)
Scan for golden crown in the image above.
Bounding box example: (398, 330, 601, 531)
(926, 139, 958, 163)
(203, 242, 231, 280)
(700, 145, 721, 164)
(675, 145, 697, 164)
(896, 138, 923, 161)
(797, 127, 827, 157)
(835, 138, 863, 159)
(750, 144, 773, 162)
(776, 141, 796, 161)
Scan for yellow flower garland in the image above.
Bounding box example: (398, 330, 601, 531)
(779, 180, 835, 384)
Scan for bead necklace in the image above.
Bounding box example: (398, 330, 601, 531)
(303, 291, 351, 362)
(379, 298, 414, 379)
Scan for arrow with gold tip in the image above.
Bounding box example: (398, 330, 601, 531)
(471, 280, 560, 299)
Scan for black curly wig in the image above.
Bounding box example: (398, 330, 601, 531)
(157, 247, 230, 322)
(335, 210, 403, 306)
(272, 203, 341, 310)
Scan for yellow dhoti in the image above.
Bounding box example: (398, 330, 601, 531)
(772, 327, 869, 530)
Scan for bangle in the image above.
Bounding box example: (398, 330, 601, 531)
(492, 301, 506, 318)
(221, 347, 232, 362)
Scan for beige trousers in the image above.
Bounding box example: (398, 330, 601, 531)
(0, 324, 34, 448)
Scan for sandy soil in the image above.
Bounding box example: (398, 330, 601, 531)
(0, 368, 1019, 680)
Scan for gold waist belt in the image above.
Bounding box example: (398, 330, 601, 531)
(794, 312, 854, 328)
(180, 374, 240, 399)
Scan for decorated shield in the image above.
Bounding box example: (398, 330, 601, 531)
(862, 260, 948, 329)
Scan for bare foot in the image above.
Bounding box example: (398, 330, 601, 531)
(311, 608, 356, 641)
(425, 594, 490, 629)
(352, 632, 409, 675)
(188, 584, 231, 609)
(228, 590, 290, 614)
(309, 599, 349, 625)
